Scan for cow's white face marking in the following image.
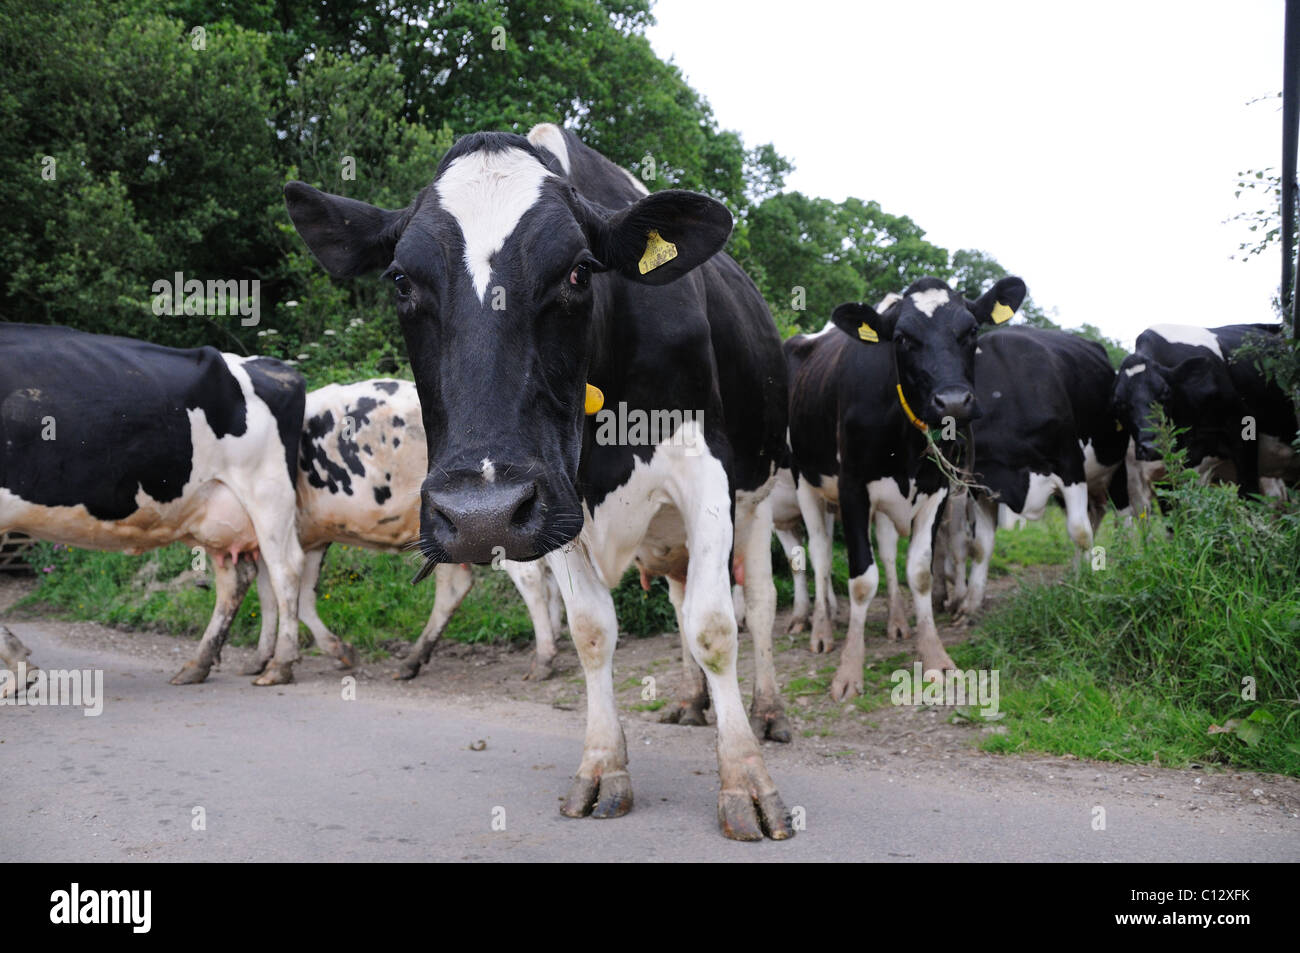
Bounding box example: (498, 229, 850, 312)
(1124, 363, 1146, 377)
(435, 147, 553, 303)
(909, 288, 949, 317)
(1147, 324, 1224, 359)
(481, 458, 496, 483)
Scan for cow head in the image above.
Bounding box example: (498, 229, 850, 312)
(1111, 352, 1230, 462)
(284, 132, 732, 564)
(829, 276, 1027, 429)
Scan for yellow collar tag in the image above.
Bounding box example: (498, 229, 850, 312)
(896, 383, 928, 433)
(584, 383, 604, 415)
(638, 229, 678, 275)
(991, 302, 1014, 324)
(858, 322, 879, 343)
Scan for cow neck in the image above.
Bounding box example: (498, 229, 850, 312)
(892, 353, 929, 433)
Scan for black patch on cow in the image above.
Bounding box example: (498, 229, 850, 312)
(392, 437, 400, 448)
(336, 396, 379, 477)
(373, 380, 400, 394)
(391, 416, 405, 428)
(374, 485, 392, 505)
(301, 410, 354, 494)
(243, 357, 306, 486)
(0, 324, 281, 521)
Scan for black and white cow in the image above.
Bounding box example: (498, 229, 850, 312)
(1111, 323, 1298, 503)
(284, 124, 793, 840)
(171, 379, 563, 685)
(0, 323, 307, 685)
(787, 277, 1026, 700)
(931, 327, 1128, 615)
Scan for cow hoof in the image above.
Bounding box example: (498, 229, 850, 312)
(239, 659, 270, 677)
(560, 771, 633, 819)
(252, 661, 294, 686)
(392, 661, 421, 681)
(829, 669, 863, 702)
(786, 615, 808, 635)
(660, 699, 709, 727)
(749, 705, 793, 744)
(718, 789, 794, 841)
(919, 651, 956, 681)
(886, 618, 912, 641)
(523, 654, 555, 681)
(334, 642, 359, 670)
(169, 661, 210, 685)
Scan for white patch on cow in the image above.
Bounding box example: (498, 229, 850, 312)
(909, 288, 950, 317)
(875, 293, 903, 312)
(1147, 324, 1224, 359)
(480, 457, 496, 483)
(435, 147, 553, 303)
(1124, 363, 1146, 377)
(812, 474, 839, 504)
(620, 165, 650, 196)
(526, 123, 571, 174)
(1080, 439, 1119, 497)
(975, 346, 983, 355)
(997, 504, 1026, 530)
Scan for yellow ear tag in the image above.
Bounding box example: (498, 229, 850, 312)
(584, 383, 604, 415)
(991, 302, 1014, 324)
(638, 229, 678, 275)
(1115, 419, 1124, 432)
(858, 322, 879, 343)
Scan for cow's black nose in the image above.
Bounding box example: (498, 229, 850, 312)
(930, 387, 976, 423)
(422, 477, 543, 563)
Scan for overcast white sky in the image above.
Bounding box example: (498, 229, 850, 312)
(646, 0, 1287, 348)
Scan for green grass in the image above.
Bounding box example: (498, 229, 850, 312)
(951, 476, 1300, 776)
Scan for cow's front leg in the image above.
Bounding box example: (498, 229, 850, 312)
(659, 576, 710, 726)
(797, 478, 836, 654)
(830, 480, 876, 701)
(548, 547, 632, 820)
(736, 493, 790, 743)
(504, 560, 561, 680)
(171, 553, 256, 684)
(296, 546, 358, 670)
(956, 496, 997, 618)
(395, 562, 473, 680)
(909, 490, 955, 677)
(874, 509, 911, 641)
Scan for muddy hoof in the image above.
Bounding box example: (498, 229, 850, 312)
(560, 771, 633, 819)
(749, 706, 793, 744)
(392, 660, 422, 681)
(252, 661, 294, 686)
(334, 642, 359, 670)
(829, 669, 863, 702)
(239, 658, 269, 677)
(523, 654, 555, 681)
(660, 699, 709, 727)
(786, 617, 807, 635)
(808, 619, 835, 654)
(169, 660, 211, 686)
(718, 789, 794, 841)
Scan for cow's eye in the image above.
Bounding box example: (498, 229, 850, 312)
(392, 273, 413, 299)
(569, 263, 591, 288)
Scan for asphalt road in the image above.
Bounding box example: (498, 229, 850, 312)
(3, 622, 1297, 862)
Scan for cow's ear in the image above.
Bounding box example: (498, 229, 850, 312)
(831, 302, 895, 344)
(589, 190, 733, 285)
(968, 276, 1028, 326)
(284, 181, 407, 278)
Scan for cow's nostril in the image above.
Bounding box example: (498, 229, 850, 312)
(510, 483, 539, 528)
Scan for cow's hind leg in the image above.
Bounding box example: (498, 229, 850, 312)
(659, 575, 710, 726)
(908, 490, 955, 677)
(830, 480, 877, 701)
(171, 553, 256, 684)
(504, 560, 561, 680)
(395, 562, 474, 680)
(549, 546, 633, 820)
(797, 478, 836, 654)
(296, 546, 358, 670)
(239, 558, 280, 676)
(875, 509, 911, 641)
(737, 493, 790, 743)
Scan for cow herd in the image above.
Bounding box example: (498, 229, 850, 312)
(2, 124, 1296, 842)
